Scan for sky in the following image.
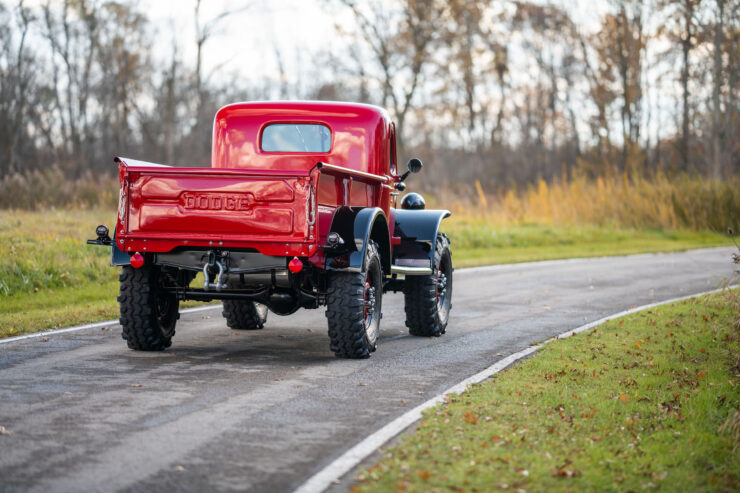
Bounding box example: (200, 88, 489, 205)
(142, 0, 352, 87)
(141, 0, 609, 89)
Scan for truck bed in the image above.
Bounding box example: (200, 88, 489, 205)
(115, 158, 317, 256)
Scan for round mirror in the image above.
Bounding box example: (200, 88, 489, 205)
(407, 158, 423, 173)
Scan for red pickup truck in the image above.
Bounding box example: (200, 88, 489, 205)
(90, 101, 452, 358)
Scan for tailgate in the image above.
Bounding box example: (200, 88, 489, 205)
(116, 158, 317, 252)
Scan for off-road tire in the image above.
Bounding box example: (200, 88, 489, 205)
(222, 301, 268, 330)
(118, 265, 179, 351)
(326, 241, 383, 359)
(403, 234, 452, 337)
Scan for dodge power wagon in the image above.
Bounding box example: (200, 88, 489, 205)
(89, 101, 453, 358)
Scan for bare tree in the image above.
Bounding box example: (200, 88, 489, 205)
(337, 0, 443, 160)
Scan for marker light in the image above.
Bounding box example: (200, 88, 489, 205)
(288, 257, 303, 273)
(130, 252, 145, 269)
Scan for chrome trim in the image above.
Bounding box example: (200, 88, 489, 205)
(391, 266, 433, 276)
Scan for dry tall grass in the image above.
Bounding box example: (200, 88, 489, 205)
(1, 168, 737, 231)
(0, 167, 118, 210)
(436, 172, 739, 231)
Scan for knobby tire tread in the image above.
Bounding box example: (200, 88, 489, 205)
(118, 265, 177, 351)
(222, 301, 266, 330)
(325, 242, 381, 359)
(404, 234, 452, 337)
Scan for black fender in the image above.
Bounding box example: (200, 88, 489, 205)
(392, 209, 451, 271)
(325, 207, 391, 273)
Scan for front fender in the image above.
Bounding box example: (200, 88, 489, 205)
(392, 209, 451, 271)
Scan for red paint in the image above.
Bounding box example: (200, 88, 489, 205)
(114, 102, 400, 266)
(130, 252, 145, 268)
(288, 257, 303, 273)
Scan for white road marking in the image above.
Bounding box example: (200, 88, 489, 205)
(292, 285, 736, 493)
(0, 305, 224, 345)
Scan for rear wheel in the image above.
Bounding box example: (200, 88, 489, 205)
(326, 241, 383, 358)
(118, 265, 179, 351)
(403, 234, 452, 337)
(223, 301, 268, 330)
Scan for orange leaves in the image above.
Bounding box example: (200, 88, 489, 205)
(552, 459, 580, 478)
(463, 412, 478, 425)
(414, 469, 433, 480)
(619, 394, 630, 402)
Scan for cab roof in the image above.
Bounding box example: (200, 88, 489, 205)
(211, 101, 393, 173)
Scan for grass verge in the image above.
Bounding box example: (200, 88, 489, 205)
(351, 290, 740, 492)
(0, 209, 212, 338)
(447, 218, 729, 268)
(0, 209, 731, 338)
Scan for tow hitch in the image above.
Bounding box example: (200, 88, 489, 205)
(203, 251, 227, 291)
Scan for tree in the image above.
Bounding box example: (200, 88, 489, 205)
(336, 0, 443, 160)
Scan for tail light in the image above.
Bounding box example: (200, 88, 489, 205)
(130, 252, 145, 268)
(288, 257, 303, 273)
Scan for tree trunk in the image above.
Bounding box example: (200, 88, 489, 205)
(680, 3, 692, 171)
(711, 0, 724, 180)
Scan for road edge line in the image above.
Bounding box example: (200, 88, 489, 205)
(0, 305, 224, 345)
(292, 285, 736, 493)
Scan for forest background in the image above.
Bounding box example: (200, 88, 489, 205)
(0, 0, 736, 221)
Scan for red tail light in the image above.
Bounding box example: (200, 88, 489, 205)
(288, 257, 303, 273)
(130, 252, 145, 268)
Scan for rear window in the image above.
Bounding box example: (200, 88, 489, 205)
(261, 123, 331, 153)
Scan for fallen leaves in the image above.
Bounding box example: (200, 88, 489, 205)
(0, 426, 11, 436)
(463, 412, 478, 425)
(552, 460, 580, 478)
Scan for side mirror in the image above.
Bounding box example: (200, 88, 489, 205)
(399, 158, 423, 182)
(407, 158, 423, 173)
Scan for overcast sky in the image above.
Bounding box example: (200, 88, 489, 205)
(141, 0, 610, 88)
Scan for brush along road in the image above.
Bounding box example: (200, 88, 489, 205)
(0, 247, 735, 492)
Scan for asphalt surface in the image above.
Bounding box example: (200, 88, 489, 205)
(0, 247, 736, 493)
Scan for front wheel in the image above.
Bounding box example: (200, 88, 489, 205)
(325, 241, 383, 359)
(118, 265, 179, 350)
(403, 234, 452, 337)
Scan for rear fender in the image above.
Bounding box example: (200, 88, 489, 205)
(326, 207, 390, 273)
(392, 209, 451, 270)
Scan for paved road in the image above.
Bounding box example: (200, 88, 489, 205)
(0, 248, 736, 493)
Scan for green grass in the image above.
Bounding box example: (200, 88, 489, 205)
(0, 280, 121, 337)
(351, 291, 740, 492)
(0, 209, 210, 338)
(0, 209, 731, 338)
(446, 217, 730, 267)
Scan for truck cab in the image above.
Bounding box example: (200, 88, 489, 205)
(92, 101, 452, 359)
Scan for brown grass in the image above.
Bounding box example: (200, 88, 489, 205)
(1, 168, 737, 233)
(0, 167, 118, 210)
(433, 172, 739, 232)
